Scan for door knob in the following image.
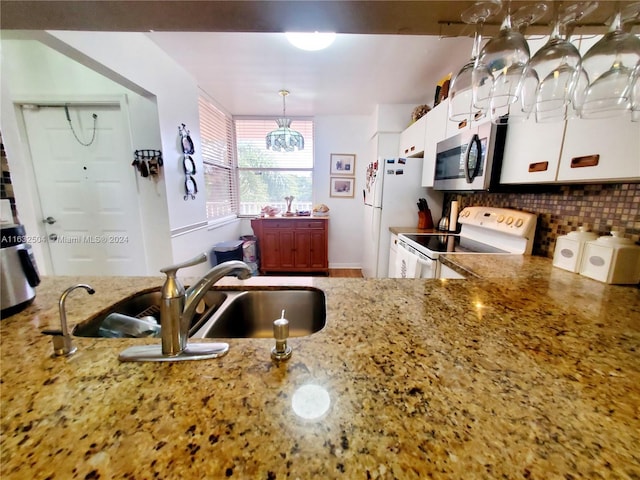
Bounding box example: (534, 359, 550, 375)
(49, 233, 58, 242)
(42, 216, 57, 225)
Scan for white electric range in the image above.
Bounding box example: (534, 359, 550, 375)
(395, 206, 537, 279)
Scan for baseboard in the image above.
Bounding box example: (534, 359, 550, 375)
(328, 263, 361, 269)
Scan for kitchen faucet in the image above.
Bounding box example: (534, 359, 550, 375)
(119, 253, 252, 362)
(44, 283, 95, 356)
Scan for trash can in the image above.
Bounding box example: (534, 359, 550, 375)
(211, 240, 244, 266)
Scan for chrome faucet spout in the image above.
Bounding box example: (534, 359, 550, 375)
(119, 254, 252, 362)
(160, 255, 252, 356)
(183, 260, 252, 328)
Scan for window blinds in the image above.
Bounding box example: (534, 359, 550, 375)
(198, 96, 237, 220)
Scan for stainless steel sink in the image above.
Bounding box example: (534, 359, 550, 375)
(191, 288, 326, 339)
(73, 287, 228, 338)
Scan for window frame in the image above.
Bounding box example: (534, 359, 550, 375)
(234, 116, 314, 217)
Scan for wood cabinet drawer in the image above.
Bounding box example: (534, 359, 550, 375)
(294, 220, 325, 230)
(263, 220, 326, 230)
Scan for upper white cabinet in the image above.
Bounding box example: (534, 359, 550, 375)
(500, 116, 565, 184)
(500, 114, 640, 185)
(557, 116, 640, 182)
(399, 114, 427, 158)
(422, 100, 449, 187)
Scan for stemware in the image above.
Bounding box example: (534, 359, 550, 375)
(448, 0, 503, 123)
(477, 0, 531, 115)
(485, 2, 548, 124)
(580, 5, 640, 119)
(529, 2, 598, 122)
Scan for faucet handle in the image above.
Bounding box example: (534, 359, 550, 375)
(160, 253, 208, 276)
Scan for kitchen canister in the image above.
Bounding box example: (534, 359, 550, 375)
(552, 226, 598, 273)
(579, 231, 640, 285)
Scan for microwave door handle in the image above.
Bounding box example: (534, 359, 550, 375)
(464, 133, 482, 183)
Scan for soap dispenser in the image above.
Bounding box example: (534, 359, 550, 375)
(271, 310, 292, 361)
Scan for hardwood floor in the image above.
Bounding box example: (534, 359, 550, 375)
(328, 269, 362, 278)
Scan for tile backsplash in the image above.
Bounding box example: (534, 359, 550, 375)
(444, 183, 640, 258)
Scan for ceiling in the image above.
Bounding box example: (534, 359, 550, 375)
(145, 31, 472, 116)
(2, 1, 637, 117)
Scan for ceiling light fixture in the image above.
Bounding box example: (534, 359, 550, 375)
(285, 31, 336, 51)
(265, 90, 304, 152)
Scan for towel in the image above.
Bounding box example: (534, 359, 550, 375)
(395, 245, 422, 278)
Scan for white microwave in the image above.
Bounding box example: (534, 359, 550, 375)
(433, 121, 507, 191)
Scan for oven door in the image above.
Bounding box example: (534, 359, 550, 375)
(393, 239, 436, 279)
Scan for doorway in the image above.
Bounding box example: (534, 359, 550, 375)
(21, 103, 147, 276)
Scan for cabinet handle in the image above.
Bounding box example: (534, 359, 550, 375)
(571, 154, 599, 168)
(458, 120, 467, 130)
(528, 161, 549, 172)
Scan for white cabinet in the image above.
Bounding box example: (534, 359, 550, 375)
(500, 115, 640, 185)
(399, 114, 427, 158)
(500, 116, 565, 184)
(422, 100, 449, 187)
(557, 116, 640, 182)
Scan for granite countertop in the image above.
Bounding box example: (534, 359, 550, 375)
(2, 257, 639, 479)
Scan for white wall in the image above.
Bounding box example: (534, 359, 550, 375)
(0, 37, 171, 274)
(313, 115, 371, 268)
(1, 32, 248, 276)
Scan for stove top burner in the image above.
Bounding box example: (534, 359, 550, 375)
(401, 233, 509, 256)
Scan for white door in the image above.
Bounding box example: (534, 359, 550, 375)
(22, 104, 147, 276)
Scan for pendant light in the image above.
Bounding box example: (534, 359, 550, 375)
(265, 90, 304, 152)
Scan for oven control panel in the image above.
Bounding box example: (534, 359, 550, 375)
(458, 207, 536, 237)
(457, 207, 537, 254)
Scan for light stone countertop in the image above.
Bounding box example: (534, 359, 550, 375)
(1, 256, 639, 479)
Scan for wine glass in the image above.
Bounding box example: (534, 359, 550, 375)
(448, 1, 503, 123)
(580, 6, 640, 119)
(631, 63, 640, 122)
(530, 2, 598, 122)
(485, 2, 548, 124)
(478, 0, 530, 115)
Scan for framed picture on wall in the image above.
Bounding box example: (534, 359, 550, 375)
(330, 177, 355, 198)
(330, 153, 356, 176)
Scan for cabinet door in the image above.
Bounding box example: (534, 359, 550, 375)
(260, 229, 281, 270)
(399, 114, 427, 158)
(500, 116, 564, 184)
(278, 230, 295, 268)
(293, 231, 311, 268)
(422, 101, 449, 187)
(557, 116, 640, 182)
(309, 230, 328, 269)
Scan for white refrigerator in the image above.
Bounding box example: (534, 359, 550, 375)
(362, 156, 442, 278)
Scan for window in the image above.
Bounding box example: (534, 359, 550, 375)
(235, 118, 314, 216)
(198, 94, 237, 221)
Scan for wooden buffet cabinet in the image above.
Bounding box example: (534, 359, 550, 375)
(250, 217, 329, 275)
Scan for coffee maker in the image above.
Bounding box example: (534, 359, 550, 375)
(1, 223, 40, 317)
